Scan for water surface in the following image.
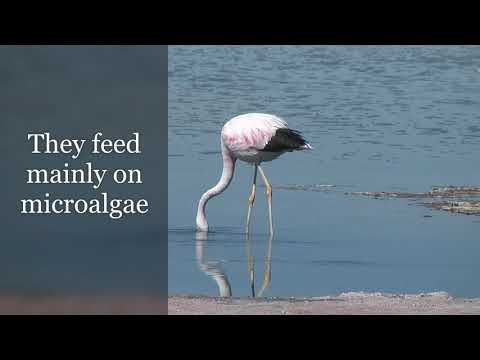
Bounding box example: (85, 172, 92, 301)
(169, 46, 480, 298)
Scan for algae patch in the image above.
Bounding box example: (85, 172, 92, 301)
(349, 186, 480, 216)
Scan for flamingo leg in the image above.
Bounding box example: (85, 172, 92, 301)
(246, 165, 258, 234)
(245, 231, 255, 297)
(258, 232, 273, 297)
(258, 165, 273, 235)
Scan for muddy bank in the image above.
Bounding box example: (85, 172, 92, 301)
(349, 186, 480, 216)
(279, 184, 480, 198)
(349, 186, 480, 199)
(279, 184, 480, 216)
(421, 200, 480, 215)
(168, 292, 480, 315)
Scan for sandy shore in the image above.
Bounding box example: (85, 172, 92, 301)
(1, 291, 479, 314)
(168, 292, 480, 315)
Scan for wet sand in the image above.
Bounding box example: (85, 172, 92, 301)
(168, 292, 480, 315)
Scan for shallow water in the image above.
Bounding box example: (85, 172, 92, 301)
(168, 46, 480, 298)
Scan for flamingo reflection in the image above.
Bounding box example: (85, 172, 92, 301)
(196, 231, 232, 297)
(196, 231, 273, 298)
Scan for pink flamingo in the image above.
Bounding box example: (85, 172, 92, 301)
(196, 113, 312, 235)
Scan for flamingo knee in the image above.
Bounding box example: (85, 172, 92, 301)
(266, 184, 272, 198)
(248, 185, 256, 206)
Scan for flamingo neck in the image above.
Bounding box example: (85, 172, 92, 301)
(196, 141, 235, 232)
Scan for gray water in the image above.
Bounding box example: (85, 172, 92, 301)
(168, 46, 480, 298)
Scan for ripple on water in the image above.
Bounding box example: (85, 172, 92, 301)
(275, 184, 360, 193)
(416, 127, 449, 136)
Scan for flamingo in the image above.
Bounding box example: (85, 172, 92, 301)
(196, 113, 312, 235)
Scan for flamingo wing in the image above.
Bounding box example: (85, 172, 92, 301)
(261, 128, 310, 152)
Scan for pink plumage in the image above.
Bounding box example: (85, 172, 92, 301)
(221, 113, 310, 163)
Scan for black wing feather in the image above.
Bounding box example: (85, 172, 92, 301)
(261, 128, 308, 152)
